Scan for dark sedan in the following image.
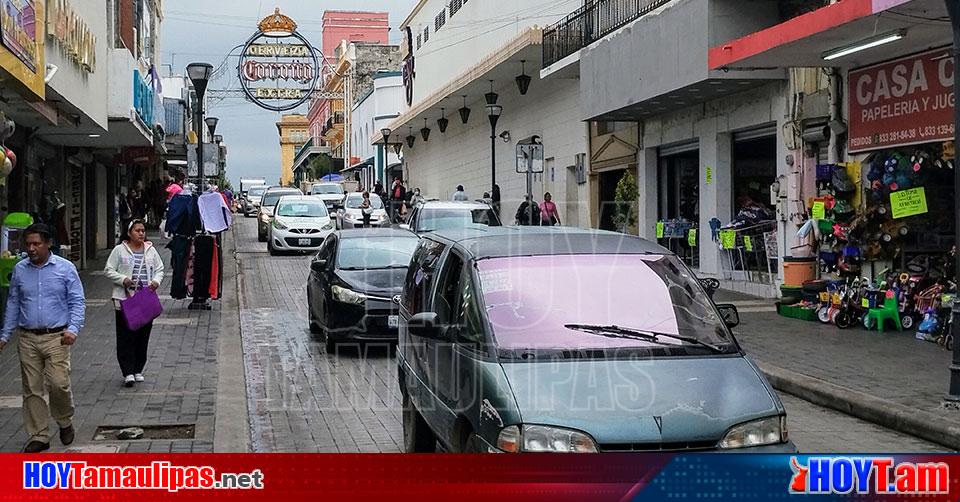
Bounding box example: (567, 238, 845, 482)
(307, 228, 420, 352)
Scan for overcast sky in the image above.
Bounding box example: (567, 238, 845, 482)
(160, 0, 416, 188)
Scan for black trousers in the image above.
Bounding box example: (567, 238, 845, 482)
(192, 235, 215, 300)
(116, 310, 153, 376)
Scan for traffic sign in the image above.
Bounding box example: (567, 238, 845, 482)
(516, 143, 543, 174)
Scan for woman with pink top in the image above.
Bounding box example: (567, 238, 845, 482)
(539, 192, 561, 226)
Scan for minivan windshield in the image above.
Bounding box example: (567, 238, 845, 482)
(312, 184, 344, 195)
(248, 186, 267, 197)
(476, 254, 734, 355)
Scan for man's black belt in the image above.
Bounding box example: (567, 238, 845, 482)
(20, 326, 67, 335)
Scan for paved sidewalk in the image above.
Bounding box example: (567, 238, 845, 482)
(0, 231, 229, 453)
(716, 290, 959, 450)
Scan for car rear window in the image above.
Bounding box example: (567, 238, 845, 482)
(418, 207, 500, 231)
(262, 190, 300, 208)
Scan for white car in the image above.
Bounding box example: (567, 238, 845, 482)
(267, 195, 335, 255)
(310, 182, 346, 212)
(336, 192, 390, 229)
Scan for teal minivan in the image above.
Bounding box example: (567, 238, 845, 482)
(397, 227, 795, 453)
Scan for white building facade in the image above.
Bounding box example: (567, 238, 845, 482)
(377, 0, 590, 226)
(351, 71, 404, 189)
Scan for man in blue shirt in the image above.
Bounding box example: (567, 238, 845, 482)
(0, 224, 85, 452)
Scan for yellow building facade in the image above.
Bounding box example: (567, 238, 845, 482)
(276, 114, 310, 186)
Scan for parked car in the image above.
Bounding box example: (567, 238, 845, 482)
(257, 187, 302, 241)
(310, 182, 346, 212)
(401, 200, 501, 234)
(397, 226, 795, 453)
(307, 228, 420, 352)
(267, 195, 335, 255)
(243, 185, 268, 217)
(336, 192, 389, 229)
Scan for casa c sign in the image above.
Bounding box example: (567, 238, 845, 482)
(238, 8, 319, 112)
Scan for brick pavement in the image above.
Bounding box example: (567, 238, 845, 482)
(0, 231, 223, 453)
(234, 217, 402, 453)
(715, 290, 954, 417)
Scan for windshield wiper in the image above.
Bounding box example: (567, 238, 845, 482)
(563, 324, 725, 354)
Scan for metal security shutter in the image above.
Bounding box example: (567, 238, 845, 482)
(659, 140, 699, 157)
(733, 123, 777, 142)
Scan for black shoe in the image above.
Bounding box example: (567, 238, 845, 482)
(60, 425, 74, 446)
(22, 440, 49, 453)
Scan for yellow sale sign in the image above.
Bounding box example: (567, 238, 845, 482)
(890, 187, 928, 219)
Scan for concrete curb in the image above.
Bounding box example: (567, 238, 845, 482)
(213, 224, 252, 452)
(758, 362, 960, 451)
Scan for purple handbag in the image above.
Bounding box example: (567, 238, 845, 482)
(119, 259, 162, 331)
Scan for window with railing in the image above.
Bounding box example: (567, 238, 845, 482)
(423, 26, 430, 43)
(435, 9, 446, 31)
(417, 33, 422, 49)
(449, 0, 463, 17)
(542, 0, 674, 68)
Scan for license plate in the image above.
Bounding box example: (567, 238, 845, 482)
(388, 315, 399, 329)
(298, 238, 311, 246)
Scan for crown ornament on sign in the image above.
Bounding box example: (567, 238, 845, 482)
(258, 8, 297, 36)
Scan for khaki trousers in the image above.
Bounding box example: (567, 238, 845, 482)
(17, 330, 74, 443)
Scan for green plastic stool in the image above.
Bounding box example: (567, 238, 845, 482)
(864, 292, 902, 332)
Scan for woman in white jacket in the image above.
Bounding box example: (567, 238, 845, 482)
(104, 219, 165, 387)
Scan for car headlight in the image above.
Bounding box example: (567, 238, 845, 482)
(322, 221, 334, 230)
(496, 425, 598, 453)
(332, 285, 366, 305)
(273, 220, 288, 230)
(718, 416, 787, 449)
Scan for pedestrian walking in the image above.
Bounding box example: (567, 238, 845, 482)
(515, 195, 541, 226)
(492, 184, 502, 219)
(104, 219, 165, 388)
(0, 223, 84, 452)
(451, 185, 468, 201)
(373, 181, 386, 202)
(359, 191, 374, 228)
(539, 192, 561, 226)
(389, 177, 406, 223)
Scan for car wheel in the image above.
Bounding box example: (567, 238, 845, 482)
(901, 314, 914, 330)
(402, 392, 436, 453)
(817, 306, 831, 324)
(267, 238, 279, 256)
(308, 293, 322, 334)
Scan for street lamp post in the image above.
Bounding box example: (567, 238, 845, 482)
(944, 0, 960, 408)
(205, 116, 219, 182)
(486, 103, 502, 195)
(186, 62, 213, 311)
(187, 62, 213, 187)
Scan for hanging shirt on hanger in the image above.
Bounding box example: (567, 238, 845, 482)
(197, 191, 232, 233)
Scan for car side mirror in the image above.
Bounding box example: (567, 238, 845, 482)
(715, 304, 740, 328)
(310, 259, 327, 273)
(408, 312, 442, 339)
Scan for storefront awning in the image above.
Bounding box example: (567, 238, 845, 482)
(708, 0, 949, 71)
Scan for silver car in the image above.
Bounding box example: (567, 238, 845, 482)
(401, 200, 501, 234)
(336, 192, 390, 229)
(243, 185, 268, 217)
(257, 187, 302, 241)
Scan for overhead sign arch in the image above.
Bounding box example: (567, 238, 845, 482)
(237, 8, 320, 112)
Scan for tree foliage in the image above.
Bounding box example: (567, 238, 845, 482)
(612, 170, 638, 233)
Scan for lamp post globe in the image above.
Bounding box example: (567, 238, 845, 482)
(205, 116, 219, 137)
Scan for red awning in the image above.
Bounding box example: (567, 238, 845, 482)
(709, 0, 948, 71)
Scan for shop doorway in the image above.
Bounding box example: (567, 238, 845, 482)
(598, 168, 625, 232)
(658, 144, 699, 266)
(732, 133, 777, 213)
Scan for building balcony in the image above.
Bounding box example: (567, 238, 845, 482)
(576, 0, 787, 121)
(542, 0, 673, 68)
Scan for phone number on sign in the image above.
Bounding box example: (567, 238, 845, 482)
(851, 129, 918, 148)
